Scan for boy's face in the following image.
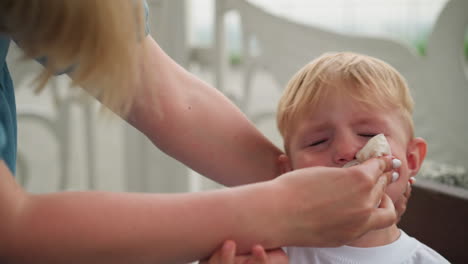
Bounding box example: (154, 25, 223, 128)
(285, 92, 426, 203)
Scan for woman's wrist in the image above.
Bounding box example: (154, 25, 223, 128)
(227, 181, 287, 252)
(267, 173, 305, 247)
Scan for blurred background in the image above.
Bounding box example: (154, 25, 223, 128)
(10, 0, 467, 193)
(6, 0, 468, 261)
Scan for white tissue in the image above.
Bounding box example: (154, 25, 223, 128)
(343, 134, 391, 168)
(356, 134, 391, 162)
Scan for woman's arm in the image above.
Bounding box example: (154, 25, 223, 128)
(0, 158, 397, 264)
(125, 36, 283, 186)
(0, 160, 281, 264)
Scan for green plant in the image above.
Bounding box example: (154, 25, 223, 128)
(465, 35, 468, 61)
(414, 36, 468, 60)
(229, 53, 242, 66)
(414, 38, 427, 56)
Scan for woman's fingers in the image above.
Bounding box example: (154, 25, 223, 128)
(264, 248, 289, 264)
(199, 242, 288, 264)
(248, 245, 269, 264)
(395, 181, 413, 222)
(367, 193, 397, 230)
(357, 157, 400, 228)
(220, 240, 236, 264)
(355, 156, 394, 183)
(369, 174, 389, 208)
(248, 246, 289, 264)
(199, 240, 236, 264)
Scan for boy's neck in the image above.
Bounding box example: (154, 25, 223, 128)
(346, 224, 400, 248)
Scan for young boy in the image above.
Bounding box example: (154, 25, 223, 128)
(202, 52, 449, 264)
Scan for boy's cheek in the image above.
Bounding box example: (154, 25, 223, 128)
(292, 153, 328, 169)
(385, 174, 409, 203)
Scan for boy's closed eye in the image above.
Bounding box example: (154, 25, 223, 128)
(359, 134, 378, 138)
(309, 134, 377, 146)
(309, 139, 328, 147)
(309, 140, 326, 147)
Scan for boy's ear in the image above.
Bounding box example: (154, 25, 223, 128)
(406, 137, 427, 176)
(277, 154, 292, 175)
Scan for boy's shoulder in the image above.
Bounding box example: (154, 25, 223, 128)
(285, 230, 450, 264)
(411, 240, 450, 264)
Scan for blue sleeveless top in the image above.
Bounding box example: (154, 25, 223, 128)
(0, 36, 17, 174)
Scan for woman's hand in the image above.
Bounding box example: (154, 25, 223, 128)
(395, 180, 413, 222)
(269, 156, 398, 247)
(199, 241, 288, 264)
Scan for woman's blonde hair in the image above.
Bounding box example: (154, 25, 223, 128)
(0, 0, 146, 114)
(277, 52, 414, 147)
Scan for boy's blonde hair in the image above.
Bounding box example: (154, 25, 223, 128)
(0, 0, 146, 115)
(277, 52, 414, 148)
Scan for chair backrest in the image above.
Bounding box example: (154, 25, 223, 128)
(220, 0, 468, 167)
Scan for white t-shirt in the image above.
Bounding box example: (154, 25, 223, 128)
(286, 230, 450, 264)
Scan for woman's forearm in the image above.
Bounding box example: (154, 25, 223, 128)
(126, 36, 283, 186)
(1, 167, 283, 263)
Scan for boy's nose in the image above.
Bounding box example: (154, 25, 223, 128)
(332, 139, 360, 166)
